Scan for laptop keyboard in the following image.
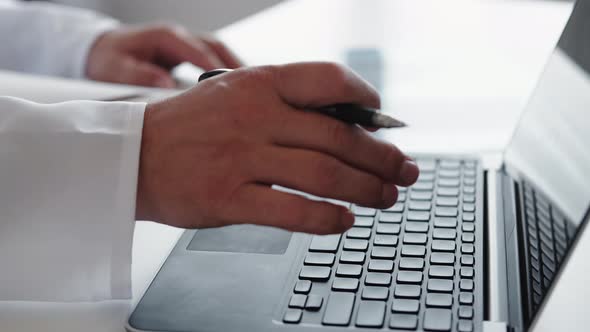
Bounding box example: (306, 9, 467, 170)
(282, 158, 483, 331)
(521, 182, 574, 314)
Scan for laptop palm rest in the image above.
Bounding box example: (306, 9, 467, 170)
(187, 224, 292, 254)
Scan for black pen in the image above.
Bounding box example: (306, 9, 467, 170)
(198, 69, 407, 129)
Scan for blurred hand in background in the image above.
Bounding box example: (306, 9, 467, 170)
(86, 24, 243, 88)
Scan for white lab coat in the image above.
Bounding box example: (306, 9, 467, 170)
(0, 0, 145, 301)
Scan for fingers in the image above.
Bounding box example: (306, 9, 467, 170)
(200, 35, 244, 68)
(271, 107, 419, 186)
(274, 62, 380, 109)
(113, 56, 175, 88)
(225, 183, 355, 234)
(249, 146, 398, 208)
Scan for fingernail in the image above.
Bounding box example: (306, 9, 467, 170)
(399, 159, 420, 185)
(381, 185, 397, 206)
(340, 209, 355, 228)
(155, 77, 175, 88)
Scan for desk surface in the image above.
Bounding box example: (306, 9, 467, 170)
(0, 0, 574, 331)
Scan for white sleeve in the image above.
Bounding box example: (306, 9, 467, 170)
(0, 96, 145, 301)
(0, 0, 119, 78)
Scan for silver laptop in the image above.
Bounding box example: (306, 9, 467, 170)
(127, 1, 590, 331)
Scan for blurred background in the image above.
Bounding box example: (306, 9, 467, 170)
(53, 0, 285, 31)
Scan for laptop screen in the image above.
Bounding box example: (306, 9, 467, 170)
(504, 0, 590, 228)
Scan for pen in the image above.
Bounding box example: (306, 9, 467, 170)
(198, 69, 407, 129)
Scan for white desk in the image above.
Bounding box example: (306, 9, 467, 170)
(0, 0, 573, 331)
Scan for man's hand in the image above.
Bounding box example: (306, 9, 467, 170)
(86, 24, 242, 88)
(136, 62, 419, 234)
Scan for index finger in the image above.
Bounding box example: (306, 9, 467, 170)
(274, 62, 380, 109)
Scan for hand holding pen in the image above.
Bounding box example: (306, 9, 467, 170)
(199, 68, 406, 129)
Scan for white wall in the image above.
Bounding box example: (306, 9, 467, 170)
(53, 0, 285, 32)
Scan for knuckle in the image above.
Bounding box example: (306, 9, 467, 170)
(321, 62, 351, 92)
(311, 157, 342, 191)
(326, 120, 353, 148)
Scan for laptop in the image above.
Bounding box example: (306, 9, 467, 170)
(127, 1, 590, 331)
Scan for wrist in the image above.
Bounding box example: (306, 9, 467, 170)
(135, 102, 161, 221)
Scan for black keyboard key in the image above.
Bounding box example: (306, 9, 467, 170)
(343, 238, 369, 251)
(409, 201, 432, 211)
(404, 233, 428, 245)
(402, 245, 427, 257)
(426, 293, 453, 308)
(336, 264, 362, 278)
(379, 212, 403, 223)
(438, 187, 459, 197)
(397, 271, 423, 284)
(429, 266, 454, 279)
(365, 272, 392, 286)
(353, 206, 376, 216)
(394, 285, 422, 298)
(339, 251, 366, 264)
(461, 244, 475, 254)
(461, 255, 474, 266)
(439, 169, 460, 178)
(430, 253, 455, 265)
(427, 279, 454, 293)
(458, 320, 474, 332)
(458, 306, 474, 319)
(423, 308, 452, 331)
(356, 301, 386, 328)
(438, 178, 460, 187)
(368, 259, 394, 272)
(462, 233, 475, 243)
(322, 292, 355, 326)
(460, 279, 474, 292)
(332, 277, 359, 291)
(434, 217, 457, 228)
(406, 222, 429, 233)
(304, 252, 335, 266)
(411, 191, 433, 201)
(435, 207, 458, 217)
(294, 280, 311, 294)
(392, 299, 420, 313)
(376, 223, 401, 235)
(389, 314, 418, 330)
(436, 197, 459, 207)
(407, 211, 430, 221)
(433, 228, 457, 240)
(362, 286, 389, 300)
(371, 246, 397, 259)
(432, 240, 456, 252)
(305, 295, 323, 311)
(309, 234, 341, 252)
(462, 222, 475, 232)
(374, 234, 398, 246)
(300, 266, 331, 281)
(283, 308, 302, 324)
(460, 267, 475, 279)
(384, 202, 405, 212)
(354, 216, 374, 228)
(463, 213, 475, 222)
(459, 292, 474, 305)
(399, 257, 425, 270)
(413, 182, 434, 191)
(289, 294, 307, 308)
(347, 227, 371, 239)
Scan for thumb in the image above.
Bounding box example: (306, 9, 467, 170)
(117, 57, 176, 88)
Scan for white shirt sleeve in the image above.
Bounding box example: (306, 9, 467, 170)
(0, 0, 119, 78)
(0, 96, 145, 301)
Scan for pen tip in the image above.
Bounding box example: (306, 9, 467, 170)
(373, 113, 407, 128)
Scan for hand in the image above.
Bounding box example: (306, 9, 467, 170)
(86, 24, 242, 88)
(136, 62, 419, 234)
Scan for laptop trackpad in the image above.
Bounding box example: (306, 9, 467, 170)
(186, 224, 292, 254)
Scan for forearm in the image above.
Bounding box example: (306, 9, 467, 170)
(0, 96, 144, 301)
(0, 1, 118, 78)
